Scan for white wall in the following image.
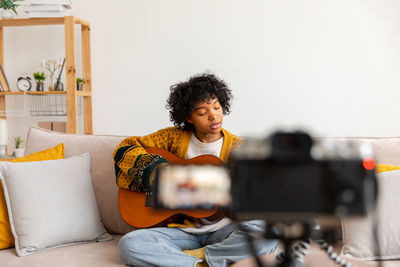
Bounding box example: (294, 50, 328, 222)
(4, 0, 400, 149)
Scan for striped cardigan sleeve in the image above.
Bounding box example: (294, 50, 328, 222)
(113, 127, 182, 192)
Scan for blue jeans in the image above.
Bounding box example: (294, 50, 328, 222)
(118, 220, 278, 267)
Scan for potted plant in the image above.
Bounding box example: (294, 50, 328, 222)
(0, 0, 23, 19)
(76, 77, 84, 91)
(14, 136, 24, 158)
(33, 71, 46, 91)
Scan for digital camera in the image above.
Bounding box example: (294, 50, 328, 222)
(154, 131, 377, 219)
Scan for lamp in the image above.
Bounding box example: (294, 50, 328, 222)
(0, 119, 7, 157)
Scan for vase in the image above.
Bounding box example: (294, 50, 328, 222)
(14, 148, 25, 158)
(2, 10, 14, 19)
(36, 82, 44, 91)
(77, 82, 83, 91)
(49, 74, 55, 91)
(55, 81, 64, 91)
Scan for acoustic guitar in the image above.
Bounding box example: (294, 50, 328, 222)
(118, 147, 223, 228)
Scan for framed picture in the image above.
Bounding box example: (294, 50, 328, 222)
(0, 64, 10, 92)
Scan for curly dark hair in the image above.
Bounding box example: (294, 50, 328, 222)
(166, 73, 233, 131)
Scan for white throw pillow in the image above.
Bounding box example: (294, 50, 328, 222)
(0, 153, 112, 256)
(341, 170, 400, 260)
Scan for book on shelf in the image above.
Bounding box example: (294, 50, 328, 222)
(23, 4, 70, 12)
(0, 65, 10, 92)
(27, 10, 71, 18)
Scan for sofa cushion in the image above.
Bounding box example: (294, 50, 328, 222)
(0, 234, 123, 267)
(341, 170, 400, 260)
(0, 143, 65, 250)
(24, 127, 135, 235)
(376, 164, 400, 173)
(331, 136, 400, 165)
(323, 137, 400, 260)
(0, 153, 112, 256)
(12, 143, 64, 163)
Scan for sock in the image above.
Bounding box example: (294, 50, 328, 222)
(183, 247, 205, 259)
(182, 247, 209, 267)
(195, 262, 209, 267)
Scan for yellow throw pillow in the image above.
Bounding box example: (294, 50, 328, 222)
(0, 143, 64, 250)
(375, 164, 400, 174)
(12, 143, 64, 163)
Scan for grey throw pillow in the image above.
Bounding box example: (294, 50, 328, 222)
(341, 170, 400, 260)
(0, 153, 112, 256)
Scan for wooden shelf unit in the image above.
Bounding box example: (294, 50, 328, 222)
(0, 16, 92, 134)
(0, 90, 90, 96)
(0, 91, 66, 95)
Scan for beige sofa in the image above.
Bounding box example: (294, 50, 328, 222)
(1, 127, 399, 267)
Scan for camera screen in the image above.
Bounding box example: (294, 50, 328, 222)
(155, 165, 231, 210)
(242, 162, 328, 212)
(230, 159, 369, 215)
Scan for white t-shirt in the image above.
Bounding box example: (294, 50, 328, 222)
(186, 133, 224, 159)
(179, 133, 232, 234)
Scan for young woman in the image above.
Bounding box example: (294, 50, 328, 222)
(113, 73, 278, 267)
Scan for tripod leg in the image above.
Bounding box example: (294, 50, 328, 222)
(239, 223, 265, 267)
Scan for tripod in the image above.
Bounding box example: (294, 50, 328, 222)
(240, 220, 353, 267)
(239, 220, 312, 267)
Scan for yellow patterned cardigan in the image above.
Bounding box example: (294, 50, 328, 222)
(113, 126, 241, 192)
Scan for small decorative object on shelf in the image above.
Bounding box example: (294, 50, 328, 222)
(54, 57, 65, 91)
(55, 81, 64, 91)
(33, 71, 46, 91)
(40, 58, 62, 91)
(76, 77, 83, 91)
(0, 64, 10, 91)
(0, 0, 22, 19)
(14, 136, 23, 148)
(0, 118, 7, 158)
(17, 73, 32, 92)
(14, 136, 24, 158)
